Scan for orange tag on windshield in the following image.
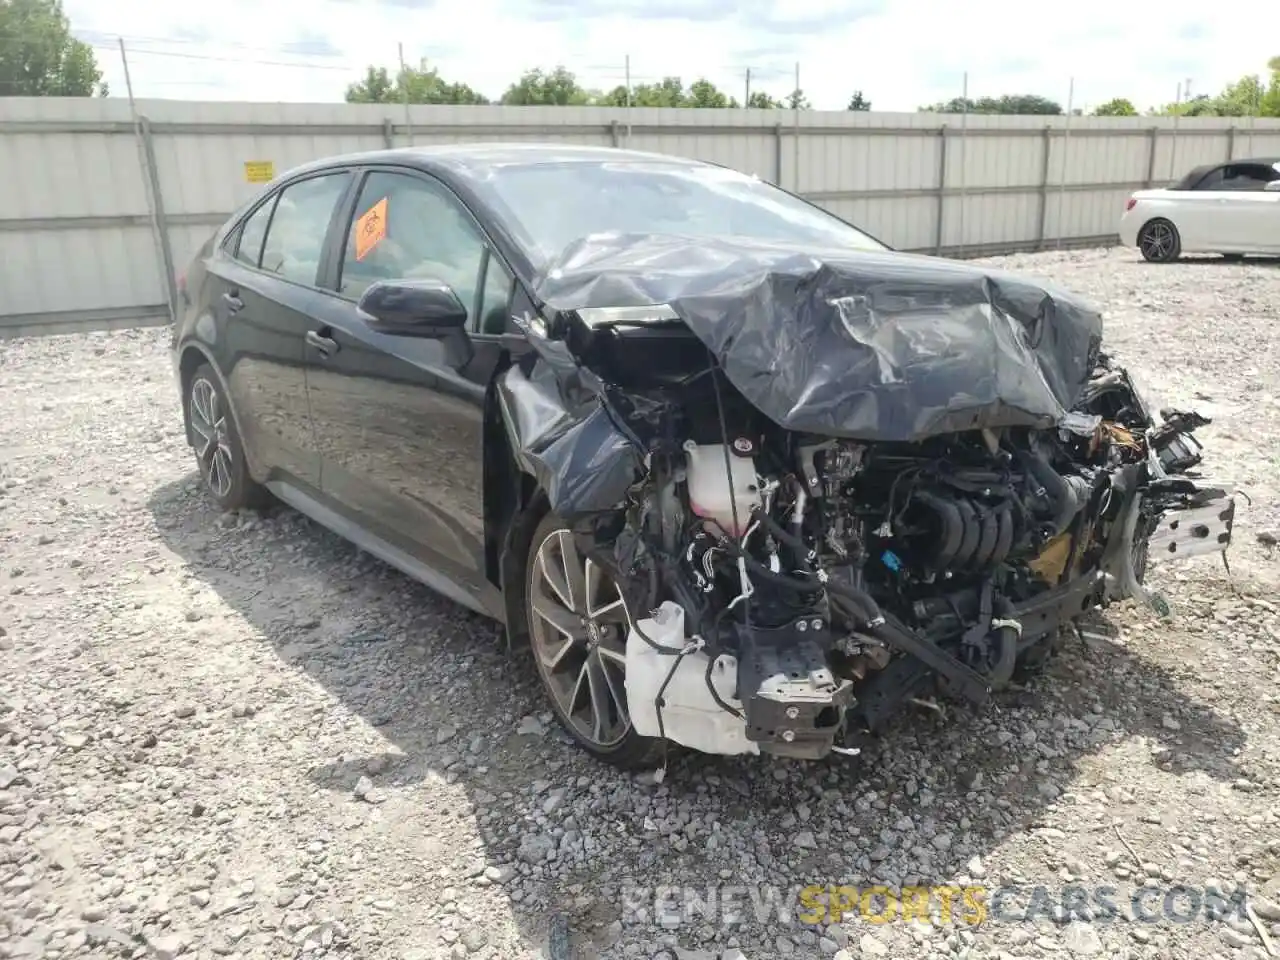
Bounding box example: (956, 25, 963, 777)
(354, 197, 388, 261)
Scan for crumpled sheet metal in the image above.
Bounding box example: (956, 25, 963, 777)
(496, 343, 645, 519)
(534, 234, 1104, 443)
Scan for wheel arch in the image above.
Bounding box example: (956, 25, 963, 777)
(176, 341, 263, 481)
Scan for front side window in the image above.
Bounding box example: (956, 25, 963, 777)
(1193, 167, 1226, 191)
(338, 171, 487, 320)
(259, 173, 349, 285)
(475, 254, 514, 335)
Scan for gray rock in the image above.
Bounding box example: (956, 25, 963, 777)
(859, 933, 889, 956)
(484, 864, 516, 884)
(517, 715, 546, 736)
(1063, 921, 1103, 955)
(145, 932, 189, 960)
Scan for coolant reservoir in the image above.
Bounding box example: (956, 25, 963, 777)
(624, 601, 758, 756)
(683, 439, 759, 537)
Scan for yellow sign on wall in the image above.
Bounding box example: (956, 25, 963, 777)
(243, 161, 275, 184)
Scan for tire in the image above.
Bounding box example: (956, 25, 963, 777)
(524, 511, 664, 769)
(185, 364, 270, 512)
(1137, 219, 1181, 263)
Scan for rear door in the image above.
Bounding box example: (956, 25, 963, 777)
(209, 170, 351, 490)
(301, 166, 512, 609)
(1169, 164, 1228, 252)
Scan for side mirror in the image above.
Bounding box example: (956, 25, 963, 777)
(1264, 180, 1280, 192)
(357, 279, 468, 337)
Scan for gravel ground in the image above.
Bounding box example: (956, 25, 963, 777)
(3, 246, 1280, 960)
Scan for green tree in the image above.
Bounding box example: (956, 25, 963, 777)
(846, 90, 871, 111)
(345, 66, 395, 103)
(746, 90, 783, 109)
(625, 77, 690, 107)
(1149, 59, 1280, 117)
(500, 66, 591, 105)
(1261, 56, 1280, 116)
(785, 88, 811, 109)
(685, 78, 734, 108)
(0, 0, 105, 96)
(345, 61, 488, 105)
(920, 94, 1062, 114)
(1093, 97, 1137, 116)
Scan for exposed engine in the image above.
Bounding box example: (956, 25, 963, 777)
(603, 352, 1232, 760)
(507, 242, 1236, 763)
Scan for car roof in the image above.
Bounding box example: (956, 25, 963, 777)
(1172, 157, 1280, 189)
(279, 142, 711, 181)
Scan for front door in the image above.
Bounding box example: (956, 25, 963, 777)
(303, 167, 513, 608)
(210, 171, 351, 489)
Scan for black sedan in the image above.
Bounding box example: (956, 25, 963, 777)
(173, 144, 1228, 769)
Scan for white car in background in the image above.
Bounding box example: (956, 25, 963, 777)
(1119, 157, 1280, 262)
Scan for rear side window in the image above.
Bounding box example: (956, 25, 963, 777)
(259, 173, 349, 286)
(234, 197, 276, 268)
(1221, 164, 1279, 191)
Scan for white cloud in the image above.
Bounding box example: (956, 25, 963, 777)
(66, 0, 1276, 113)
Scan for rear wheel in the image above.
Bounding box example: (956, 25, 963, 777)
(1137, 219, 1181, 263)
(186, 364, 269, 512)
(524, 512, 663, 769)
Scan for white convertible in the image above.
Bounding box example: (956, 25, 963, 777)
(1119, 157, 1280, 262)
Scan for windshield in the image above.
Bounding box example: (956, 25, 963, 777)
(476, 160, 886, 267)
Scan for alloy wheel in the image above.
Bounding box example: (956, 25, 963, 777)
(1139, 221, 1176, 262)
(527, 527, 633, 748)
(189, 377, 234, 499)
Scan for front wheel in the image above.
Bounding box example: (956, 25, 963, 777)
(524, 513, 664, 769)
(1138, 219, 1181, 263)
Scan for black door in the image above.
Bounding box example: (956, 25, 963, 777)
(303, 167, 513, 611)
(211, 171, 351, 490)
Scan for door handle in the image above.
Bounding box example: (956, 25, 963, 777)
(306, 329, 339, 357)
(222, 292, 244, 313)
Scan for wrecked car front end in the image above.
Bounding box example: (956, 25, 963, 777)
(499, 235, 1234, 761)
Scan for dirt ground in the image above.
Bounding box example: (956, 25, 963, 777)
(2, 247, 1280, 960)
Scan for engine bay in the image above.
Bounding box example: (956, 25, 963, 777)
(572, 323, 1233, 760)
(504, 244, 1236, 763)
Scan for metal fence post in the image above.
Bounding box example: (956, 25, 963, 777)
(773, 123, 783, 186)
(138, 116, 178, 326)
(1036, 125, 1052, 250)
(1145, 126, 1159, 188)
(934, 124, 948, 255)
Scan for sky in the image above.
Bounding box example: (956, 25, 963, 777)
(64, 0, 1275, 113)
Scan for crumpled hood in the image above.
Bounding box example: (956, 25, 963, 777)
(532, 233, 1104, 443)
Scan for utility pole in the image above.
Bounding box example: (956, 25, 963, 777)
(793, 62, 800, 191)
(744, 67, 751, 108)
(397, 42, 412, 146)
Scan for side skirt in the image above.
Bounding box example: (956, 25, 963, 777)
(265, 480, 505, 624)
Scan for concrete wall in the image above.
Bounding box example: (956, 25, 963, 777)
(3, 96, 1279, 337)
